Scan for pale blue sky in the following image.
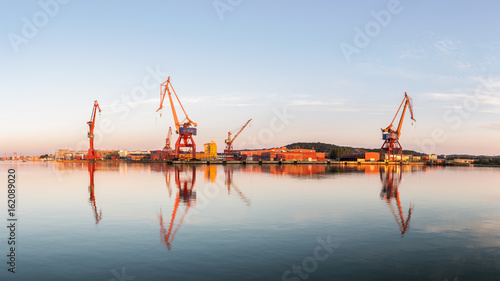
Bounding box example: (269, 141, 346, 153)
(1, 0, 500, 156)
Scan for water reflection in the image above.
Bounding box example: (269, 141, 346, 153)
(158, 166, 197, 251)
(87, 162, 102, 224)
(224, 166, 251, 206)
(379, 165, 413, 236)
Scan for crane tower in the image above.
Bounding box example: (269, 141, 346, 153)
(84, 100, 101, 160)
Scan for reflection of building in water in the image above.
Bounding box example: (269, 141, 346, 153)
(87, 163, 102, 224)
(224, 166, 251, 206)
(158, 166, 197, 251)
(239, 164, 328, 178)
(379, 166, 413, 236)
(204, 165, 217, 183)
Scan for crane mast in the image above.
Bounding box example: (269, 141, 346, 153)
(84, 100, 101, 160)
(157, 77, 197, 159)
(380, 93, 415, 161)
(163, 127, 173, 152)
(224, 119, 252, 159)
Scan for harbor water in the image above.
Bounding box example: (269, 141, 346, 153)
(0, 162, 499, 280)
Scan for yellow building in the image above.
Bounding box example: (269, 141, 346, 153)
(203, 141, 217, 160)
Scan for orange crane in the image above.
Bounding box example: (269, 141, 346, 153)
(158, 166, 197, 250)
(87, 162, 102, 224)
(380, 166, 413, 236)
(156, 77, 197, 160)
(84, 100, 102, 160)
(224, 119, 252, 159)
(380, 92, 416, 161)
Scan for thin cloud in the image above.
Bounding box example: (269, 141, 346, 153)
(421, 92, 468, 101)
(480, 123, 500, 131)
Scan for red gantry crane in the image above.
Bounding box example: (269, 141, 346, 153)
(380, 93, 416, 161)
(84, 100, 102, 160)
(224, 119, 252, 160)
(157, 77, 197, 160)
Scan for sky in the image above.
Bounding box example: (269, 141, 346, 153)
(1, 0, 500, 156)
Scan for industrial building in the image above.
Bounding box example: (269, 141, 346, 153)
(55, 149, 87, 160)
(339, 152, 380, 162)
(239, 147, 326, 161)
(151, 141, 217, 160)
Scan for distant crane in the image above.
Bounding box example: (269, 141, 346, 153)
(380, 93, 416, 161)
(84, 100, 102, 160)
(380, 165, 413, 236)
(156, 77, 197, 160)
(224, 119, 252, 159)
(163, 127, 173, 152)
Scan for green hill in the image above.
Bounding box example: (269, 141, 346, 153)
(285, 142, 425, 159)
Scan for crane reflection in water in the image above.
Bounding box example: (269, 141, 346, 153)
(87, 162, 102, 224)
(379, 165, 413, 236)
(158, 166, 197, 251)
(224, 166, 251, 206)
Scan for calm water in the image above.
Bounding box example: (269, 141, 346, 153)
(0, 162, 499, 281)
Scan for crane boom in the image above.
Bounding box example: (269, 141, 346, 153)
(227, 118, 252, 145)
(381, 92, 415, 137)
(157, 77, 197, 132)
